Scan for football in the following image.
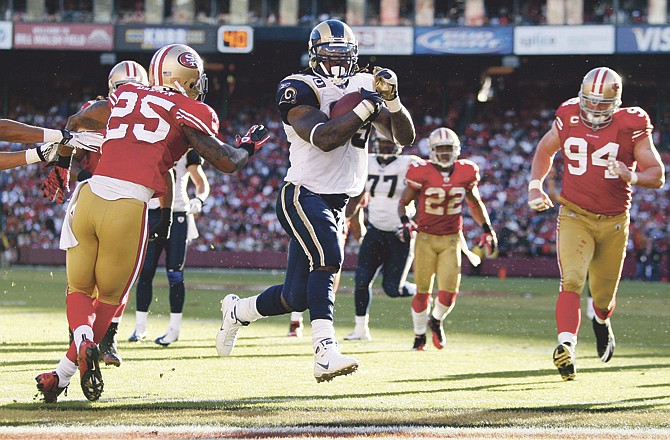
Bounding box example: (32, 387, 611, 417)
(329, 91, 362, 119)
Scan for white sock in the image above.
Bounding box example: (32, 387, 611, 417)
(235, 295, 264, 323)
(135, 311, 148, 331)
(168, 312, 182, 331)
(354, 314, 369, 330)
(55, 357, 77, 388)
(404, 282, 417, 296)
(311, 319, 335, 346)
(594, 315, 609, 325)
(290, 311, 304, 322)
(72, 325, 94, 352)
(431, 301, 455, 321)
(111, 315, 122, 324)
(558, 332, 577, 347)
(412, 309, 429, 335)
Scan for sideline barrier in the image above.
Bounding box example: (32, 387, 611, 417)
(16, 246, 650, 279)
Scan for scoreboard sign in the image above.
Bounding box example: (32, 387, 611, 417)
(217, 26, 253, 53)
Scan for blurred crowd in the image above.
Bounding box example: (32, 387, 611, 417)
(1, 92, 668, 279)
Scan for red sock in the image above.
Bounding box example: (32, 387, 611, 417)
(92, 302, 120, 344)
(114, 302, 127, 319)
(594, 298, 615, 321)
(66, 292, 95, 331)
(412, 293, 431, 313)
(437, 290, 457, 307)
(556, 291, 581, 334)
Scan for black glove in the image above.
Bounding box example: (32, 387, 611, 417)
(359, 88, 384, 121)
(148, 208, 172, 244)
(236, 124, 270, 157)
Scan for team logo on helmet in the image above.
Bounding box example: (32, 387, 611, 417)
(178, 52, 199, 69)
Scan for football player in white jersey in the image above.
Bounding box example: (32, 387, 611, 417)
(343, 133, 422, 341)
(216, 19, 415, 382)
(128, 150, 210, 347)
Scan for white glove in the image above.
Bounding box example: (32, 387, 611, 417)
(373, 67, 399, 101)
(61, 129, 104, 152)
(528, 196, 553, 211)
(36, 142, 60, 162)
(188, 197, 203, 215)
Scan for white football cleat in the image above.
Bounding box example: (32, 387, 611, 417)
(128, 327, 146, 343)
(215, 294, 248, 356)
(154, 327, 180, 347)
(313, 338, 359, 383)
(343, 327, 372, 341)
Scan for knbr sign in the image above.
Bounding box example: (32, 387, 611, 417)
(14, 23, 113, 50)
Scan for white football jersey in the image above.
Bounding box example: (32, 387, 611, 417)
(276, 72, 375, 196)
(147, 150, 202, 211)
(366, 154, 421, 232)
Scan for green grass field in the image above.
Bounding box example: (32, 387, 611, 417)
(1, 266, 670, 437)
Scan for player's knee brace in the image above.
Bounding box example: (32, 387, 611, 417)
(166, 270, 184, 287)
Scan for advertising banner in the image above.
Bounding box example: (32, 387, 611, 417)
(0, 21, 11, 50)
(354, 26, 413, 55)
(415, 27, 513, 55)
(14, 23, 113, 50)
(514, 25, 614, 55)
(115, 25, 218, 52)
(617, 25, 670, 53)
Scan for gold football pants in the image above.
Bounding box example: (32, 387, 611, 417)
(414, 231, 461, 294)
(66, 183, 148, 306)
(557, 200, 629, 311)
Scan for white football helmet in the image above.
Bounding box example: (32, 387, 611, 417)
(578, 67, 622, 130)
(370, 132, 402, 159)
(108, 60, 149, 95)
(149, 44, 208, 101)
(428, 127, 461, 168)
(308, 19, 358, 86)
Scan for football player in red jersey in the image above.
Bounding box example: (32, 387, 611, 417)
(527, 67, 665, 381)
(398, 127, 496, 351)
(52, 61, 152, 367)
(28, 44, 269, 403)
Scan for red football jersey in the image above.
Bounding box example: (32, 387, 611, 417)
(555, 98, 652, 215)
(94, 83, 219, 197)
(405, 159, 480, 235)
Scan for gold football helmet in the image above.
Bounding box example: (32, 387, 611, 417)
(428, 127, 461, 168)
(578, 67, 622, 130)
(149, 44, 208, 101)
(308, 19, 358, 86)
(108, 60, 149, 95)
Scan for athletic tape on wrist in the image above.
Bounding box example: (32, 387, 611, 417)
(43, 128, 63, 143)
(25, 148, 41, 164)
(528, 179, 543, 191)
(629, 171, 638, 185)
(386, 97, 402, 113)
(352, 101, 374, 122)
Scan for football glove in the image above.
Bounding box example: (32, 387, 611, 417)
(396, 215, 416, 243)
(41, 155, 72, 204)
(148, 208, 172, 244)
(36, 142, 60, 163)
(478, 227, 498, 257)
(60, 129, 104, 153)
(187, 197, 204, 215)
(236, 124, 270, 157)
(359, 88, 384, 121)
(373, 67, 399, 101)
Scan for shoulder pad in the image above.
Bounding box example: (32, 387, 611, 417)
(276, 75, 323, 124)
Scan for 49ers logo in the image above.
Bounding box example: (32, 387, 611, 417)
(178, 52, 199, 69)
